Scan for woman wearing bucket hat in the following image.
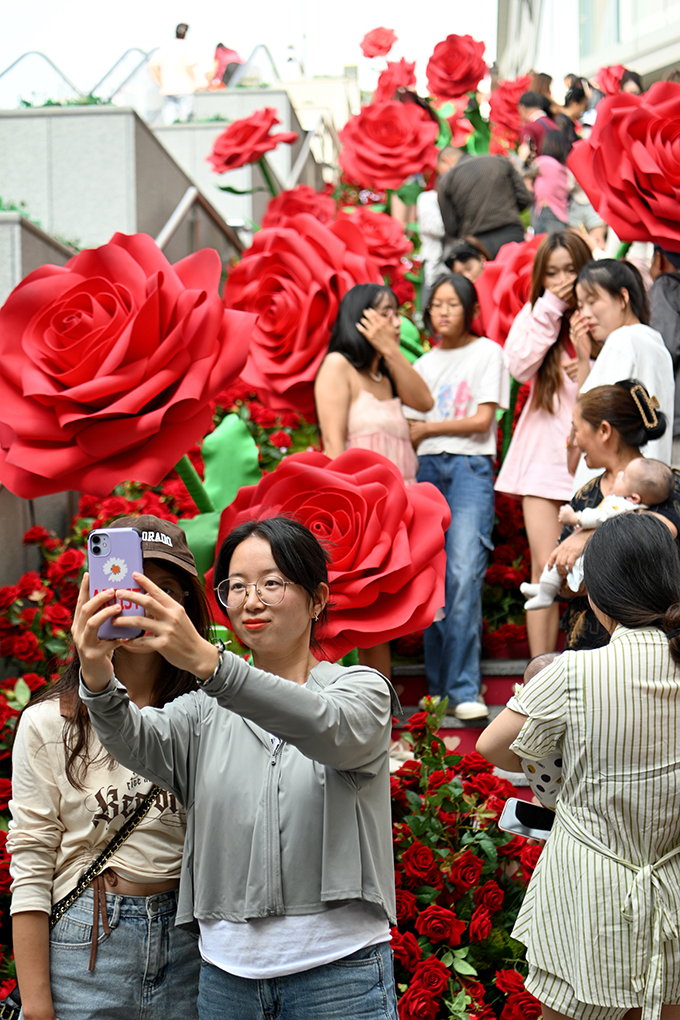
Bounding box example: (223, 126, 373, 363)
(8, 515, 209, 1020)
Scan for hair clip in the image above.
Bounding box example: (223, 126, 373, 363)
(630, 384, 659, 429)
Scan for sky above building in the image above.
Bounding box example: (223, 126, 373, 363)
(0, 0, 498, 102)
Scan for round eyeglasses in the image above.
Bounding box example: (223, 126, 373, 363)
(215, 575, 297, 610)
(160, 585, 189, 605)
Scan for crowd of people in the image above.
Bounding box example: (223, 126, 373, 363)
(6, 50, 680, 1020)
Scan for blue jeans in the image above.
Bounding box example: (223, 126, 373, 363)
(197, 942, 398, 1020)
(44, 888, 200, 1020)
(416, 453, 495, 704)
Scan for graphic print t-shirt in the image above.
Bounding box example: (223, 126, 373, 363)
(407, 337, 509, 457)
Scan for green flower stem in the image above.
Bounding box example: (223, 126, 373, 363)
(174, 455, 215, 514)
(258, 157, 279, 197)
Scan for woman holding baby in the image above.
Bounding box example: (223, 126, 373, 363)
(543, 380, 680, 649)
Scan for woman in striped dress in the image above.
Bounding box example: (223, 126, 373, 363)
(478, 512, 680, 1020)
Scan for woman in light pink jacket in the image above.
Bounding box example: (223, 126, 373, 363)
(495, 232, 592, 655)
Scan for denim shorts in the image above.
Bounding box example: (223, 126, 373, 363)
(197, 942, 398, 1020)
(42, 887, 200, 1020)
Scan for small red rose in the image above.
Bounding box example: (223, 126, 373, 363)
(360, 27, 397, 59)
(268, 430, 292, 449)
(22, 525, 51, 545)
(402, 841, 438, 885)
(397, 984, 439, 1020)
(469, 906, 493, 942)
(0, 586, 19, 611)
(395, 888, 418, 922)
(11, 632, 42, 662)
(520, 842, 543, 878)
(390, 927, 422, 973)
(448, 848, 483, 895)
(414, 904, 466, 945)
(474, 880, 504, 913)
(411, 955, 451, 996)
(501, 990, 542, 1020)
(495, 970, 526, 995)
(0, 778, 11, 810)
(207, 107, 298, 173)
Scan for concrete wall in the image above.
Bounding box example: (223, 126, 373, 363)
(0, 106, 241, 259)
(0, 211, 74, 304)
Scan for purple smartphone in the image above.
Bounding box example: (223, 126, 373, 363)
(87, 528, 145, 639)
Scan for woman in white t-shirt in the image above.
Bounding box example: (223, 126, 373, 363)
(8, 516, 205, 1020)
(408, 273, 509, 721)
(570, 259, 674, 490)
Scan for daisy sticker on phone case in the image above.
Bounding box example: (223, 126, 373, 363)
(102, 557, 128, 584)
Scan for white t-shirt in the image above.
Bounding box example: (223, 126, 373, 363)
(406, 337, 509, 457)
(573, 323, 674, 492)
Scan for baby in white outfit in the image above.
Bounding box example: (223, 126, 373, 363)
(521, 458, 674, 611)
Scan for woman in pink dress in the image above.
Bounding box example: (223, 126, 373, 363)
(315, 283, 433, 674)
(495, 232, 592, 656)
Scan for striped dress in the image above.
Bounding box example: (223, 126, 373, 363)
(508, 625, 680, 1020)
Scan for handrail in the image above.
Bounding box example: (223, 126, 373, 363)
(90, 47, 156, 99)
(227, 45, 281, 88)
(154, 185, 243, 253)
(0, 51, 83, 95)
(285, 112, 340, 190)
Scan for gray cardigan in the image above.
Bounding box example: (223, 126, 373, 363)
(80, 655, 397, 929)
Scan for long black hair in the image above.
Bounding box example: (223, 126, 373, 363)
(326, 283, 397, 376)
(576, 259, 650, 325)
(583, 513, 680, 664)
(214, 516, 331, 651)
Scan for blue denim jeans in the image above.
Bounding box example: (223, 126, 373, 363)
(416, 453, 495, 705)
(197, 942, 398, 1020)
(43, 888, 200, 1020)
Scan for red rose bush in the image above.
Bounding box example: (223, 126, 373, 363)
(339, 100, 439, 192)
(223, 213, 382, 420)
(206, 107, 298, 173)
(0, 233, 255, 498)
(360, 27, 397, 58)
(391, 700, 542, 1018)
(568, 81, 680, 251)
(206, 449, 451, 661)
(426, 35, 487, 100)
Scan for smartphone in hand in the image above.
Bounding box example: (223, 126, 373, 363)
(498, 797, 554, 842)
(88, 528, 145, 640)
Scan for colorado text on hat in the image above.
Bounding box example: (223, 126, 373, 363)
(142, 531, 174, 546)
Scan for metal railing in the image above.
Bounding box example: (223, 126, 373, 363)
(154, 186, 243, 253)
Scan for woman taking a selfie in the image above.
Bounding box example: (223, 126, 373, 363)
(8, 515, 206, 1020)
(479, 512, 680, 1020)
(77, 515, 399, 1020)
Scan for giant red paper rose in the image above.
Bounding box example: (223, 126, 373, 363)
(223, 213, 382, 420)
(593, 64, 626, 95)
(360, 27, 397, 58)
(426, 34, 487, 100)
(260, 185, 336, 229)
(206, 107, 298, 173)
(374, 58, 417, 103)
(206, 449, 451, 661)
(489, 74, 533, 153)
(0, 233, 255, 498)
(568, 81, 680, 251)
(473, 235, 544, 344)
(337, 206, 412, 275)
(339, 100, 439, 192)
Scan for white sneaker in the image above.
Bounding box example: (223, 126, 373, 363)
(417, 695, 441, 710)
(455, 700, 489, 721)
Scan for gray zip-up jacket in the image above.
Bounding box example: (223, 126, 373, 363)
(80, 655, 397, 929)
